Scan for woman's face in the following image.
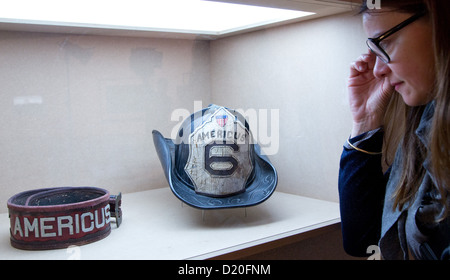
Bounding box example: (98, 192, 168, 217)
(363, 10, 435, 106)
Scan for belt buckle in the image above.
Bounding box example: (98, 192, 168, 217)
(109, 192, 122, 228)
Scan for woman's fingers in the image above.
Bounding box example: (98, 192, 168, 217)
(350, 51, 375, 76)
(361, 50, 376, 70)
(350, 60, 367, 77)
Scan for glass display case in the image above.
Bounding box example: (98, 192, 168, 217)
(0, 0, 360, 259)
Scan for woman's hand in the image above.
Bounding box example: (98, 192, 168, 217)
(348, 51, 395, 137)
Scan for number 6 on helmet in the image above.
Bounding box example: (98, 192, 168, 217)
(152, 104, 277, 209)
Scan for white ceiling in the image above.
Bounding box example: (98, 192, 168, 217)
(0, 0, 356, 40)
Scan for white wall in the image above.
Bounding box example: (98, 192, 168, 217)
(210, 12, 366, 201)
(0, 31, 211, 210)
(0, 12, 367, 212)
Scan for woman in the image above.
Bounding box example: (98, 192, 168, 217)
(339, 0, 449, 259)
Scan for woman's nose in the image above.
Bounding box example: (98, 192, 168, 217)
(373, 56, 392, 79)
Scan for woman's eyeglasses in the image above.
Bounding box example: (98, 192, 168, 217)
(366, 11, 426, 64)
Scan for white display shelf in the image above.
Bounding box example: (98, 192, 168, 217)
(0, 187, 340, 260)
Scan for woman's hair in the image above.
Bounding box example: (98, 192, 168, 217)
(360, 0, 450, 217)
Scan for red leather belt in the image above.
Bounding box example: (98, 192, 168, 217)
(7, 187, 122, 250)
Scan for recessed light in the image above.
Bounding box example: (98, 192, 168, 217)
(0, 0, 315, 35)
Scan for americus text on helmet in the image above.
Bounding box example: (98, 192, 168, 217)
(170, 100, 279, 155)
(191, 126, 247, 144)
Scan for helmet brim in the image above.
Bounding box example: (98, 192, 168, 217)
(152, 130, 277, 209)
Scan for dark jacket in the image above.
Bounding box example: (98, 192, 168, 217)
(339, 101, 450, 259)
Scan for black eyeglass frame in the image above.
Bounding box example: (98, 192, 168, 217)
(366, 11, 427, 64)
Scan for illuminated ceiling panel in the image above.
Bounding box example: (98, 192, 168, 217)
(0, 0, 315, 35)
